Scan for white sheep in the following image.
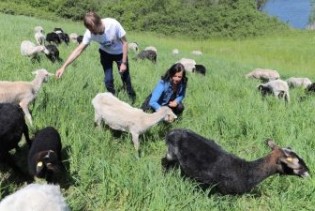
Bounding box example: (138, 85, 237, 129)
(34, 26, 44, 33)
(144, 46, 157, 53)
(0, 69, 54, 125)
(35, 31, 46, 45)
(246, 68, 280, 81)
(20, 40, 48, 61)
(0, 183, 70, 211)
(258, 79, 290, 103)
(92, 92, 177, 151)
(177, 58, 196, 72)
(286, 77, 312, 89)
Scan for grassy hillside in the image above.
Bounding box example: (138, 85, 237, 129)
(0, 13, 314, 210)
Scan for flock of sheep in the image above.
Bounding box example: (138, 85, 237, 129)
(246, 68, 315, 103)
(0, 24, 312, 209)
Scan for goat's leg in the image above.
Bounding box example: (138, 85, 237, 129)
(131, 132, 140, 151)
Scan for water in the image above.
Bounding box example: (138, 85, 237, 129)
(262, 0, 312, 29)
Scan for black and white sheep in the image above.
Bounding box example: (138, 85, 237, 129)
(306, 82, 315, 93)
(46, 32, 61, 45)
(162, 129, 310, 195)
(257, 79, 290, 103)
(0, 103, 31, 172)
(246, 68, 280, 82)
(177, 58, 196, 72)
(28, 127, 63, 183)
(0, 69, 54, 125)
(0, 183, 70, 211)
(92, 92, 177, 151)
(286, 77, 312, 89)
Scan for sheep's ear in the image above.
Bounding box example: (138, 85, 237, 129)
(266, 139, 279, 150)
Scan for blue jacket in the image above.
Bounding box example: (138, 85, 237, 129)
(149, 80, 186, 111)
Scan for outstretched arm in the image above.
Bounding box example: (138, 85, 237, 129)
(55, 43, 88, 78)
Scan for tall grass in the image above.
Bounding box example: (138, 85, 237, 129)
(0, 13, 314, 210)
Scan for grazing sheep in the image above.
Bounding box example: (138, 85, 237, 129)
(0, 183, 70, 211)
(162, 129, 310, 195)
(194, 64, 206, 75)
(28, 127, 63, 183)
(257, 79, 290, 103)
(45, 44, 63, 63)
(0, 103, 31, 173)
(0, 69, 54, 125)
(20, 40, 48, 62)
(128, 42, 139, 54)
(144, 46, 157, 53)
(286, 77, 312, 89)
(53, 28, 69, 45)
(246, 68, 280, 82)
(135, 50, 157, 64)
(306, 82, 315, 93)
(92, 92, 177, 151)
(34, 31, 46, 45)
(192, 50, 202, 55)
(177, 58, 196, 72)
(46, 32, 61, 45)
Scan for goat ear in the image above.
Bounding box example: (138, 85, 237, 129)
(266, 139, 278, 149)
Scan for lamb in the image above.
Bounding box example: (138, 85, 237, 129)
(34, 26, 44, 33)
(286, 77, 312, 89)
(46, 32, 61, 45)
(144, 46, 157, 53)
(195, 64, 206, 75)
(135, 50, 157, 64)
(69, 33, 78, 43)
(34, 31, 46, 45)
(0, 103, 31, 174)
(92, 92, 177, 151)
(20, 40, 48, 62)
(192, 50, 202, 56)
(0, 183, 70, 211)
(162, 128, 310, 195)
(0, 69, 54, 125)
(246, 68, 280, 82)
(172, 49, 179, 55)
(177, 58, 196, 72)
(28, 127, 63, 183)
(257, 79, 290, 103)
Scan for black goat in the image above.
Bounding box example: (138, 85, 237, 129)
(135, 50, 157, 64)
(162, 129, 310, 195)
(28, 126, 63, 183)
(0, 103, 31, 173)
(45, 44, 63, 63)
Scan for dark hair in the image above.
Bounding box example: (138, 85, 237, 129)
(161, 63, 188, 84)
(83, 11, 102, 31)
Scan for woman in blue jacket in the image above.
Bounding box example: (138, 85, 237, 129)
(141, 63, 188, 115)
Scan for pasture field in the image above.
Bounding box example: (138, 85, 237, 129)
(0, 13, 314, 210)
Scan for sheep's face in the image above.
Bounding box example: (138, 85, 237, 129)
(257, 85, 272, 96)
(36, 150, 61, 178)
(164, 109, 177, 123)
(32, 69, 54, 82)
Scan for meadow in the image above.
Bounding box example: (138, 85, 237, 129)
(0, 13, 315, 210)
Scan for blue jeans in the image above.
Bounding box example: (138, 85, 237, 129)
(99, 49, 135, 96)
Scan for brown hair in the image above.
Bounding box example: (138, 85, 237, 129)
(83, 11, 102, 32)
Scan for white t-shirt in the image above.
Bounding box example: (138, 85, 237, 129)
(82, 18, 126, 55)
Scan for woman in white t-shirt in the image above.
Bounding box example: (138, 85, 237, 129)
(55, 11, 136, 103)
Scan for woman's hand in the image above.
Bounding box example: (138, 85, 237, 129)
(168, 100, 178, 108)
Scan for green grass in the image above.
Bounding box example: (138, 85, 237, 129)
(0, 13, 314, 210)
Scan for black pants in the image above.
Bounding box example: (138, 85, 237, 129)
(141, 94, 184, 115)
(99, 49, 135, 96)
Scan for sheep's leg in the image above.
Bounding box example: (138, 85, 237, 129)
(19, 101, 32, 126)
(131, 132, 140, 151)
(94, 112, 102, 128)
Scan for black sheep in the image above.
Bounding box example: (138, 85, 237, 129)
(162, 128, 310, 195)
(28, 126, 63, 183)
(46, 32, 61, 45)
(44, 44, 63, 63)
(194, 64, 206, 75)
(0, 103, 31, 173)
